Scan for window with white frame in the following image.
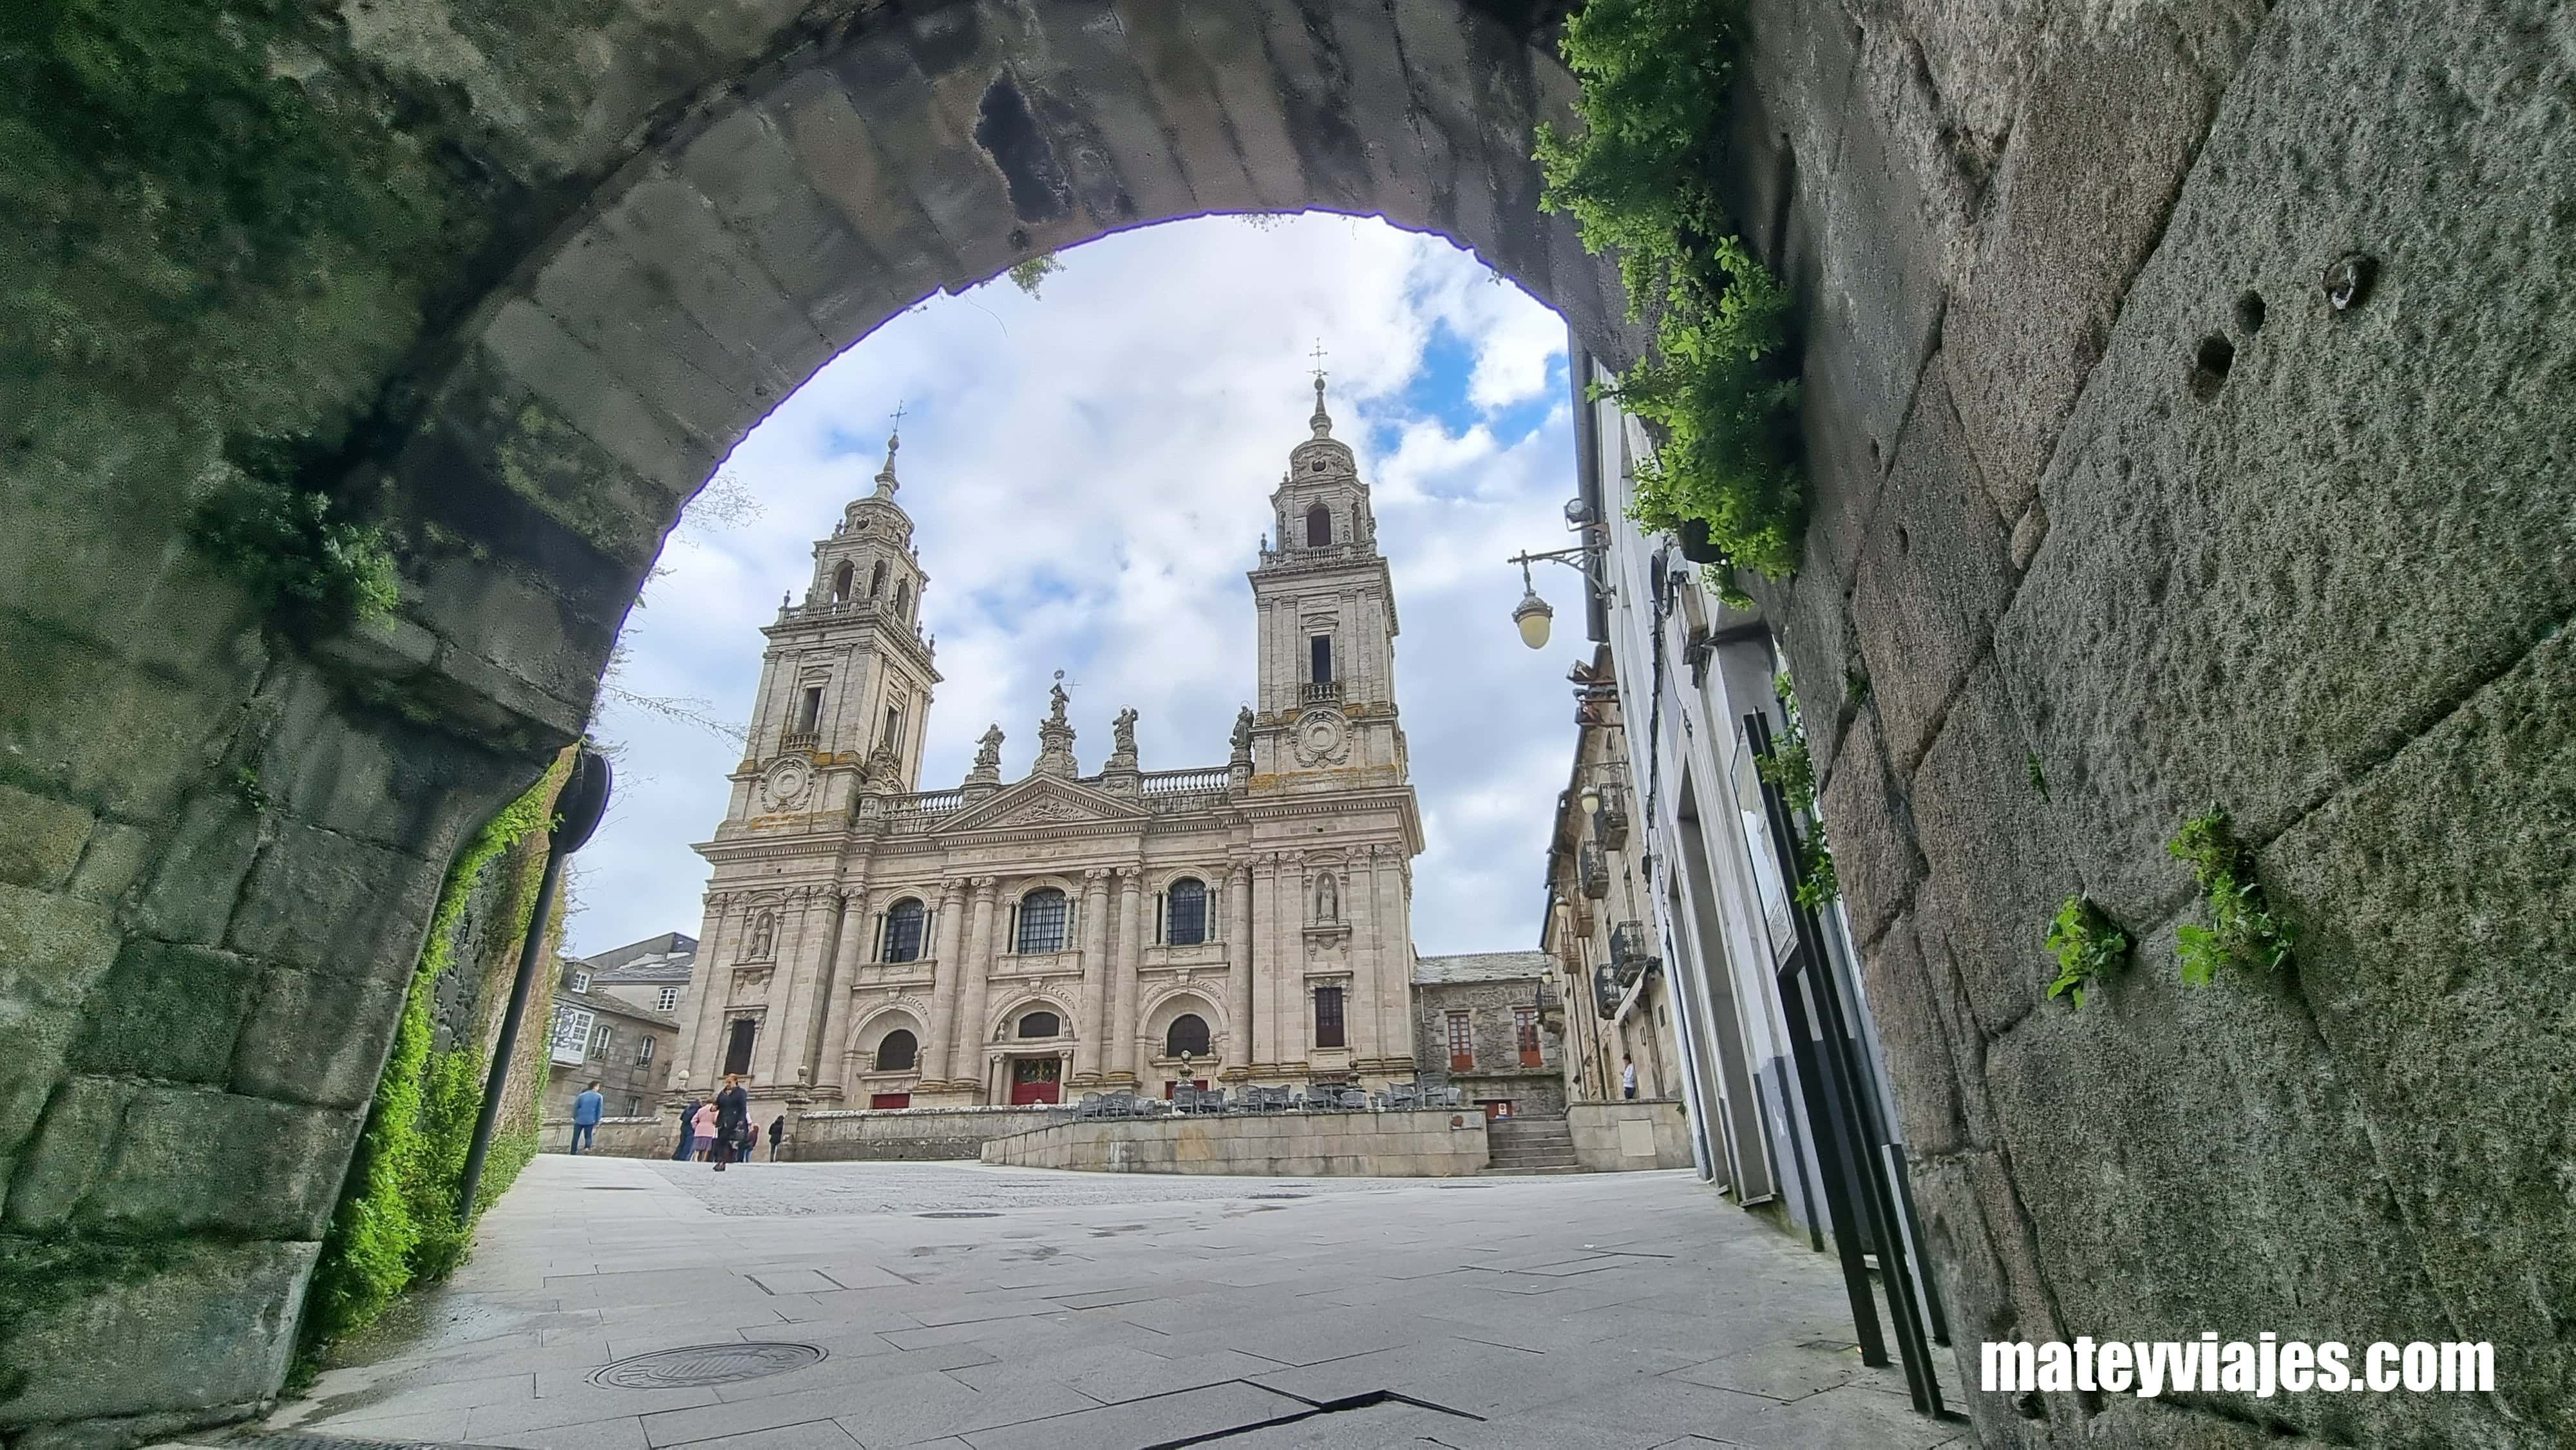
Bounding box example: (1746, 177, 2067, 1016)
(656, 986, 681, 1012)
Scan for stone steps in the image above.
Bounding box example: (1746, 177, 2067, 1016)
(1484, 1115, 1579, 1174)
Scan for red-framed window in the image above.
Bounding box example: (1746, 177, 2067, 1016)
(1446, 1012, 1473, 1073)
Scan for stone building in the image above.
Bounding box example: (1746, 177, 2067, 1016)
(1409, 952, 1566, 1119)
(1542, 646, 1686, 1108)
(674, 382, 1423, 1111)
(542, 963, 680, 1120)
(574, 930, 697, 1019)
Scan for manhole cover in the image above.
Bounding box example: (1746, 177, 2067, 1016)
(918, 1210, 1001, 1219)
(590, 1342, 824, 1388)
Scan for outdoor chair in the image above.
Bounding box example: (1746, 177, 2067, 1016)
(1075, 1093, 1104, 1119)
(1198, 1088, 1227, 1115)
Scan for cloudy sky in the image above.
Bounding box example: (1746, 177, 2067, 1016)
(564, 212, 1588, 959)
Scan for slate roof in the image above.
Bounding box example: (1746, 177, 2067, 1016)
(1412, 950, 1553, 986)
(552, 987, 681, 1030)
(577, 931, 699, 983)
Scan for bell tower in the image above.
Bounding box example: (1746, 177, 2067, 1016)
(728, 432, 941, 825)
(1245, 375, 1406, 791)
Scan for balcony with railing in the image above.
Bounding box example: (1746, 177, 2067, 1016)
(1578, 843, 1609, 899)
(777, 730, 819, 755)
(774, 595, 935, 655)
(1609, 920, 1657, 977)
(1590, 781, 1631, 850)
(1137, 766, 1234, 814)
(1300, 680, 1343, 706)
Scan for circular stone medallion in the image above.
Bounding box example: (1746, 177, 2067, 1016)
(590, 1342, 824, 1389)
(762, 757, 813, 810)
(1293, 709, 1350, 767)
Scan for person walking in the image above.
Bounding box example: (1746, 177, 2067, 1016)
(766, 1115, 786, 1162)
(690, 1099, 719, 1162)
(1621, 1055, 1638, 1101)
(571, 1080, 604, 1154)
(712, 1073, 751, 1172)
(672, 1097, 701, 1161)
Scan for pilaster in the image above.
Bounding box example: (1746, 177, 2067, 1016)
(1108, 867, 1144, 1082)
(920, 878, 969, 1086)
(947, 878, 1000, 1089)
(1226, 862, 1255, 1080)
(1074, 868, 1112, 1082)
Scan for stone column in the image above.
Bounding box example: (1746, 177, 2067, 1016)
(1276, 852, 1305, 1074)
(757, 887, 824, 1088)
(1249, 853, 1282, 1070)
(1374, 851, 1415, 1073)
(678, 892, 737, 1093)
(947, 878, 1000, 1089)
(920, 878, 969, 1086)
(811, 891, 869, 1095)
(1075, 868, 1112, 1082)
(1108, 867, 1144, 1082)
(1343, 854, 1382, 1069)
(1226, 862, 1254, 1079)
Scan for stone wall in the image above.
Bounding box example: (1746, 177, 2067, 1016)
(982, 1109, 1489, 1177)
(792, 1105, 1065, 1162)
(538, 1116, 669, 1158)
(1413, 979, 1567, 1116)
(1566, 1100, 1694, 1173)
(1721, 0, 2575, 1444)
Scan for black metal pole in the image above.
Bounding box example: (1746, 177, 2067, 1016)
(454, 747, 613, 1227)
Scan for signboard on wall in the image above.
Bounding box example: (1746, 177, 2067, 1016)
(549, 1004, 595, 1066)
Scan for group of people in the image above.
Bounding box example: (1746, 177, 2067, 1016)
(672, 1074, 785, 1169)
(566, 1073, 786, 1166)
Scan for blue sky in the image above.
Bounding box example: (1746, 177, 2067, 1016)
(565, 213, 1588, 959)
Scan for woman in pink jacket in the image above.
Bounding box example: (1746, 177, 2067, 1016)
(690, 1100, 719, 1162)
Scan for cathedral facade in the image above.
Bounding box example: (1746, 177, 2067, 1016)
(674, 382, 1424, 1110)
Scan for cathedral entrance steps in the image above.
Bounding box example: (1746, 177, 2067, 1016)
(1484, 1115, 1580, 1173)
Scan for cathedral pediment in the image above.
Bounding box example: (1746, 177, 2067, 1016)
(937, 776, 1147, 833)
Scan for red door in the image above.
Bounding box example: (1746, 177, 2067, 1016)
(1010, 1057, 1063, 1105)
(869, 1092, 911, 1110)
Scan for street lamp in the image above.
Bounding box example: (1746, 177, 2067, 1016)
(1579, 782, 1602, 818)
(1506, 496, 1611, 650)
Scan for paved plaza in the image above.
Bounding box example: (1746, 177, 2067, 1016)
(273, 1156, 1965, 1449)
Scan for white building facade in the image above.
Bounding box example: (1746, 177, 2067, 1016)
(674, 384, 1425, 1111)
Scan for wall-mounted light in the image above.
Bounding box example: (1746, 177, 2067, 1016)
(1513, 560, 1556, 650)
(1506, 495, 1611, 650)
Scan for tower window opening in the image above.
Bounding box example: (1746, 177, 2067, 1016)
(1310, 635, 1333, 686)
(893, 580, 911, 621)
(795, 686, 823, 735)
(831, 561, 853, 602)
(1305, 504, 1332, 547)
(869, 560, 887, 598)
(883, 703, 904, 755)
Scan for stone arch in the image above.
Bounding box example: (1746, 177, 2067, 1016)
(1139, 986, 1230, 1066)
(831, 560, 855, 602)
(987, 991, 1078, 1046)
(849, 1004, 928, 1074)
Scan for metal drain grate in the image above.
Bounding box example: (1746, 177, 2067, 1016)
(917, 1210, 1001, 1218)
(590, 1342, 824, 1388)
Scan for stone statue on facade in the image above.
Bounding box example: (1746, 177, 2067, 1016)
(1230, 706, 1253, 760)
(1112, 708, 1138, 757)
(1314, 872, 1338, 924)
(974, 724, 1003, 773)
(748, 910, 777, 959)
(1047, 679, 1070, 727)
(1034, 673, 1079, 779)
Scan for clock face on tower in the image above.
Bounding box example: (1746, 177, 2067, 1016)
(1294, 708, 1352, 767)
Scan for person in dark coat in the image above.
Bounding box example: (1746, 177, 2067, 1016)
(712, 1074, 751, 1171)
(766, 1115, 786, 1161)
(672, 1098, 701, 1161)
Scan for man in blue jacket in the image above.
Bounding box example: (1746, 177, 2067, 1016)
(571, 1079, 605, 1153)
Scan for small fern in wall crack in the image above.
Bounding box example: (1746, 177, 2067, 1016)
(191, 434, 399, 636)
(1759, 673, 1837, 909)
(2166, 805, 2297, 985)
(2043, 895, 2128, 1010)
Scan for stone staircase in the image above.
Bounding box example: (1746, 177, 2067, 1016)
(1484, 1114, 1580, 1174)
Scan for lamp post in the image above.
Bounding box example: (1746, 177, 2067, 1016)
(1505, 495, 1612, 650)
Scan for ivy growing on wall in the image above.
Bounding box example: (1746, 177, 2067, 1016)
(2166, 805, 2297, 986)
(1537, 0, 1804, 579)
(1759, 673, 1838, 910)
(298, 751, 572, 1368)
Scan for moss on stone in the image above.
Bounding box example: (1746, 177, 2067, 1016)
(0, 1234, 178, 1403)
(296, 749, 571, 1364)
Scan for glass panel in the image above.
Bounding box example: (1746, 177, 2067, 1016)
(1167, 879, 1208, 946)
(1018, 1011, 1061, 1039)
(1016, 889, 1068, 953)
(876, 1029, 918, 1071)
(884, 899, 926, 963)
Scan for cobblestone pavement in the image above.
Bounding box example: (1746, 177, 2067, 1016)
(275, 1156, 1966, 1450)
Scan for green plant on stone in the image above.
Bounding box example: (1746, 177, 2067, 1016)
(1007, 252, 1061, 296)
(2166, 805, 2297, 986)
(2026, 752, 2050, 802)
(231, 765, 272, 813)
(1538, 0, 1804, 578)
(191, 434, 398, 636)
(2043, 895, 2128, 1010)
(1760, 673, 1837, 910)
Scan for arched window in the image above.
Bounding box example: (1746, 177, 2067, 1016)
(893, 580, 911, 621)
(1017, 1010, 1061, 1039)
(1016, 888, 1068, 953)
(831, 561, 854, 602)
(875, 1029, 918, 1071)
(1166, 1013, 1210, 1057)
(882, 898, 925, 963)
(1166, 878, 1208, 946)
(868, 560, 888, 598)
(1305, 504, 1332, 548)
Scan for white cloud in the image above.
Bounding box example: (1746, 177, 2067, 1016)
(569, 214, 1581, 960)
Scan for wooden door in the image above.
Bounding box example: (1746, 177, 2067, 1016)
(1010, 1057, 1062, 1106)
